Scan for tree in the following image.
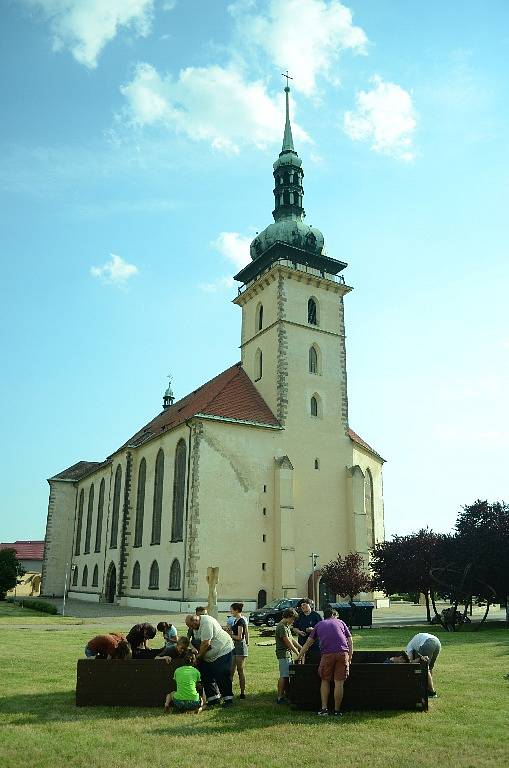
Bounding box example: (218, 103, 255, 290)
(320, 552, 372, 604)
(370, 529, 454, 622)
(455, 500, 509, 607)
(0, 549, 26, 600)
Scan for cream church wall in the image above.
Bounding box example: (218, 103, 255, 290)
(41, 480, 78, 596)
(121, 429, 187, 603)
(68, 467, 112, 597)
(188, 418, 279, 604)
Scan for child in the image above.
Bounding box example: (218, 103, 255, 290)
(157, 621, 178, 650)
(275, 608, 301, 704)
(165, 650, 204, 713)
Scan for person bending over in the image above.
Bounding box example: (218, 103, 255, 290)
(387, 632, 441, 697)
(126, 622, 157, 658)
(185, 613, 234, 707)
(84, 633, 131, 660)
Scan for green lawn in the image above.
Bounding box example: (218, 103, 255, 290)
(0, 601, 83, 624)
(0, 609, 507, 768)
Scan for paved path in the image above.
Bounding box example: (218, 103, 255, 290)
(3, 598, 506, 631)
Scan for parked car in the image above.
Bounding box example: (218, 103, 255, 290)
(249, 598, 307, 627)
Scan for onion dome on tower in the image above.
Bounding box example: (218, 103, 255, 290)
(234, 80, 346, 287)
(250, 83, 324, 261)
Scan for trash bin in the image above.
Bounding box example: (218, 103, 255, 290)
(350, 601, 374, 628)
(326, 602, 353, 627)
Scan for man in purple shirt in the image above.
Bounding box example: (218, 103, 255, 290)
(296, 607, 353, 716)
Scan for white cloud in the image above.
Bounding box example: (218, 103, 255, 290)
(90, 253, 139, 284)
(201, 232, 251, 292)
(211, 232, 251, 270)
(23, 0, 155, 68)
(121, 63, 309, 153)
(344, 75, 417, 161)
(230, 0, 367, 96)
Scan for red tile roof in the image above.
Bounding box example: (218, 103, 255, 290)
(120, 362, 280, 450)
(0, 541, 44, 560)
(347, 428, 385, 462)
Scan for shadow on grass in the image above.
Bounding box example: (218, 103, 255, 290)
(0, 690, 406, 730)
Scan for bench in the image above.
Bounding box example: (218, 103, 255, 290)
(288, 650, 429, 712)
(76, 658, 172, 707)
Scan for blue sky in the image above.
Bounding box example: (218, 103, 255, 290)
(1, 0, 508, 543)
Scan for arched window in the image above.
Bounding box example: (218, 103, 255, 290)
(310, 395, 319, 417)
(151, 449, 164, 545)
(110, 465, 122, 548)
(134, 458, 146, 547)
(314, 458, 320, 470)
(72, 566, 78, 586)
(308, 297, 318, 325)
(75, 489, 84, 555)
(82, 565, 88, 587)
(283, 191, 290, 205)
(256, 303, 264, 332)
(92, 564, 99, 587)
(365, 469, 375, 549)
(257, 589, 267, 608)
(149, 560, 159, 589)
(131, 561, 141, 589)
(84, 484, 94, 554)
(169, 559, 181, 590)
(309, 346, 318, 374)
(171, 439, 187, 542)
(95, 478, 105, 553)
(255, 348, 263, 381)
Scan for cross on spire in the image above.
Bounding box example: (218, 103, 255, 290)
(281, 70, 293, 89)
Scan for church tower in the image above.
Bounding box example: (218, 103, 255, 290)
(234, 84, 351, 433)
(234, 84, 357, 598)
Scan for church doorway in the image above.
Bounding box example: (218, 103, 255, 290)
(105, 562, 116, 603)
(318, 578, 335, 610)
(257, 589, 267, 608)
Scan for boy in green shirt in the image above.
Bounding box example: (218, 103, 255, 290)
(275, 608, 301, 704)
(165, 651, 204, 713)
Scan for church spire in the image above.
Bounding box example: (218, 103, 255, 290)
(281, 81, 295, 154)
(272, 74, 305, 223)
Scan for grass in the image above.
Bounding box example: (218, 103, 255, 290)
(0, 601, 83, 624)
(0, 609, 508, 768)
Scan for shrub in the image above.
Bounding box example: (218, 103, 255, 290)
(12, 599, 58, 615)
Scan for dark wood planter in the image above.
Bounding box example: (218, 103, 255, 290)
(76, 658, 172, 707)
(288, 650, 429, 712)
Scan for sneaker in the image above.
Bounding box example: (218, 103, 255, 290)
(222, 699, 233, 708)
(239, 693, 246, 699)
(333, 710, 343, 717)
(276, 697, 287, 705)
(428, 691, 438, 699)
(317, 708, 329, 716)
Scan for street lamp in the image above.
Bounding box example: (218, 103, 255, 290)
(309, 552, 319, 607)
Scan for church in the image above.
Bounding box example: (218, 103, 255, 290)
(41, 85, 386, 612)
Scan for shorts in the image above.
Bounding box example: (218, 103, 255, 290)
(234, 640, 248, 658)
(173, 699, 201, 711)
(278, 657, 292, 678)
(318, 652, 350, 682)
(417, 638, 441, 670)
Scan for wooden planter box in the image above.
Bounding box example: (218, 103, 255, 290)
(288, 650, 429, 712)
(76, 658, 172, 707)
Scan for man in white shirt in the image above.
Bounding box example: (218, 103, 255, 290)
(185, 613, 234, 706)
(388, 632, 441, 697)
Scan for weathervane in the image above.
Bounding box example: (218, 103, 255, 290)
(281, 70, 293, 88)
